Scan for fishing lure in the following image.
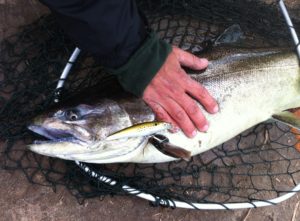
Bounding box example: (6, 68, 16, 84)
(105, 121, 172, 141)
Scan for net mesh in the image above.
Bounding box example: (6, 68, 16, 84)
(1, 0, 300, 207)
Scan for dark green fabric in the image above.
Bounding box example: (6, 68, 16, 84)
(108, 32, 172, 97)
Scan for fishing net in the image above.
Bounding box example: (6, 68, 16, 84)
(1, 0, 300, 209)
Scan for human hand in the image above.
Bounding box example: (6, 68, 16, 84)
(142, 46, 219, 138)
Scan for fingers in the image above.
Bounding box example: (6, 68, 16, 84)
(173, 47, 208, 70)
(174, 92, 209, 132)
(145, 98, 179, 132)
(173, 67, 218, 115)
(185, 77, 219, 114)
(161, 98, 196, 137)
(145, 92, 196, 138)
(144, 86, 207, 137)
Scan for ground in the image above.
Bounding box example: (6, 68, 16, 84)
(1, 168, 300, 221)
(1, 0, 300, 220)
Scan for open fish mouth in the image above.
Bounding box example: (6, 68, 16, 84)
(28, 125, 84, 145)
(29, 125, 72, 140)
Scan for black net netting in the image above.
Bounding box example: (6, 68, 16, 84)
(1, 0, 300, 208)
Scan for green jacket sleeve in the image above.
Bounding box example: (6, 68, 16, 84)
(108, 32, 172, 97)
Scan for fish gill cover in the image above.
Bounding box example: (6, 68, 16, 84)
(1, 0, 300, 207)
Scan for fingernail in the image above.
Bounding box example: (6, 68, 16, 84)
(213, 105, 219, 113)
(201, 124, 209, 132)
(198, 58, 208, 67)
(192, 130, 197, 137)
(173, 127, 180, 133)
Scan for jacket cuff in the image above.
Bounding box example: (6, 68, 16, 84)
(107, 32, 172, 97)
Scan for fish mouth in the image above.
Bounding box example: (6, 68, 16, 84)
(28, 125, 84, 145)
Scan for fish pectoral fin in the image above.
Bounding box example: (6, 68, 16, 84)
(272, 111, 300, 130)
(149, 135, 191, 161)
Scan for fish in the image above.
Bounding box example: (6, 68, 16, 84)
(27, 43, 300, 164)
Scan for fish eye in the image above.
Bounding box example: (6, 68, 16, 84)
(65, 109, 79, 121)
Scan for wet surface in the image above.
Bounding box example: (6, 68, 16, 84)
(1, 0, 300, 220)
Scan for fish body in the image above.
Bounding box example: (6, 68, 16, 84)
(28, 47, 300, 163)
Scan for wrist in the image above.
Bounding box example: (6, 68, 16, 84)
(107, 31, 172, 97)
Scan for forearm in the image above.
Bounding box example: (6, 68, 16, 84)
(39, 0, 147, 68)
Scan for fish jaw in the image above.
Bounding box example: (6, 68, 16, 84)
(28, 123, 95, 157)
(28, 125, 74, 140)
